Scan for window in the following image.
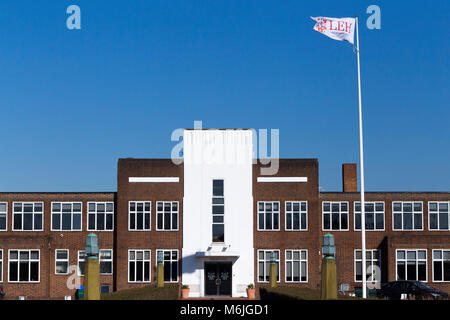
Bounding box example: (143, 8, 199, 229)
(13, 202, 43, 231)
(8, 250, 40, 282)
(257, 250, 280, 282)
(0, 250, 3, 282)
(156, 250, 178, 282)
(396, 249, 427, 281)
(354, 249, 381, 282)
(128, 250, 151, 282)
(129, 202, 151, 231)
(285, 250, 307, 282)
(156, 202, 179, 231)
(433, 250, 450, 282)
(0, 203, 7, 231)
(392, 202, 423, 230)
(322, 202, 348, 231)
(212, 180, 225, 242)
(55, 250, 69, 274)
(100, 285, 110, 294)
(429, 202, 449, 231)
(51, 202, 82, 231)
(285, 202, 307, 231)
(258, 202, 280, 231)
(88, 202, 114, 231)
(354, 202, 385, 230)
(100, 249, 113, 275)
(78, 251, 86, 276)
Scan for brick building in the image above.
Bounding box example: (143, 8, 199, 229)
(0, 129, 449, 299)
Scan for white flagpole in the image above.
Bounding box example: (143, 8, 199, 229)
(355, 16, 367, 299)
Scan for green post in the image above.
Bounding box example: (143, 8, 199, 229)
(84, 233, 100, 300)
(321, 234, 337, 300)
(269, 251, 277, 288)
(157, 251, 164, 288)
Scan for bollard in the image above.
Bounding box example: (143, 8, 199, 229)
(84, 233, 100, 300)
(320, 234, 337, 299)
(269, 251, 277, 288)
(157, 251, 164, 288)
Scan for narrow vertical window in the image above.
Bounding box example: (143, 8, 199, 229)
(212, 180, 224, 242)
(100, 249, 113, 275)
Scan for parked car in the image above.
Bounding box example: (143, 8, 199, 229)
(378, 281, 448, 300)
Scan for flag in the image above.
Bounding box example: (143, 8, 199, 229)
(311, 17, 355, 44)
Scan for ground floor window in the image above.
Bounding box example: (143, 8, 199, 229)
(354, 249, 381, 282)
(78, 251, 86, 276)
(55, 249, 69, 274)
(156, 250, 178, 282)
(100, 249, 113, 275)
(433, 249, 450, 282)
(396, 249, 427, 281)
(285, 250, 307, 282)
(0, 250, 2, 282)
(257, 250, 280, 282)
(129, 250, 151, 282)
(9, 250, 40, 282)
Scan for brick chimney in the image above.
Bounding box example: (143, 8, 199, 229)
(342, 163, 357, 192)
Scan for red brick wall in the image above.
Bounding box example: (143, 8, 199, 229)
(115, 159, 183, 291)
(0, 192, 115, 300)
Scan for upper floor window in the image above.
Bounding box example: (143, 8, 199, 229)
(0, 203, 7, 231)
(396, 249, 427, 281)
(212, 180, 225, 242)
(258, 202, 280, 231)
(13, 202, 43, 231)
(392, 202, 423, 231)
(88, 202, 114, 231)
(51, 202, 82, 231)
(285, 250, 307, 282)
(285, 202, 307, 231)
(257, 250, 280, 283)
(429, 202, 449, 230)
(9, 250, 40, 282)
(156, 201, 179, 231)
(322, 202, 348, 231)
(354, 249, 381, 282)
(354, 202, 385, 231)
(55, 249, 69, 275)
(129, 201, 151, 231)
(433, 249, 450, 282)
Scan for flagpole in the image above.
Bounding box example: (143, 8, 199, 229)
(355, 15, 367, 299)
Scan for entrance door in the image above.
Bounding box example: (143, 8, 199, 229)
(204, 262, 232, 296)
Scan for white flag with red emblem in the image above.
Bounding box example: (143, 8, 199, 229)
(311, 17, 355, 44)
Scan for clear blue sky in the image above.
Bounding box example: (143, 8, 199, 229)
(0, 1, 448, 192)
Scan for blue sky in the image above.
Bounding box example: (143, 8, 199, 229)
(0, 1, 448, 192)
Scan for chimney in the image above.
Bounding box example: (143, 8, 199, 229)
(342, 163, 357, 192)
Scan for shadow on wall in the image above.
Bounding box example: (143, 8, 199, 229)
(259, 288, 300, 300)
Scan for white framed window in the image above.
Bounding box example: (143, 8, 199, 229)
(12, 202, 43, 231)
(285, 250, 307, 282)
(78, 251, 86, 276)
(51, 202, 82, 231)
(257, 202, 280, 231)
(128, 249, 151, 282)
(0, 250, 3, 282)
(285, 202, 307, 231)
(432, 249, 450, 282)
(354, 202, 385, 231)
(212, 179, 225, 242)
(100, 249, 113, 275)
(322, 202, 349, 231)
(8, 250, 40, 283)
(55, 249, 69, 275)
(88, 202, 114, 231)
(392, 202, 423, 231)
(354, 249, 381, 282)
(156, 202, 179, 231)
(429, 202, 449, 231)
(128, 202, 151, 231)
(156, 250, 179, 282)
(0, 203, 7, 231)
(257, 250, 280, 283)
(396, 249, 427, 282)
